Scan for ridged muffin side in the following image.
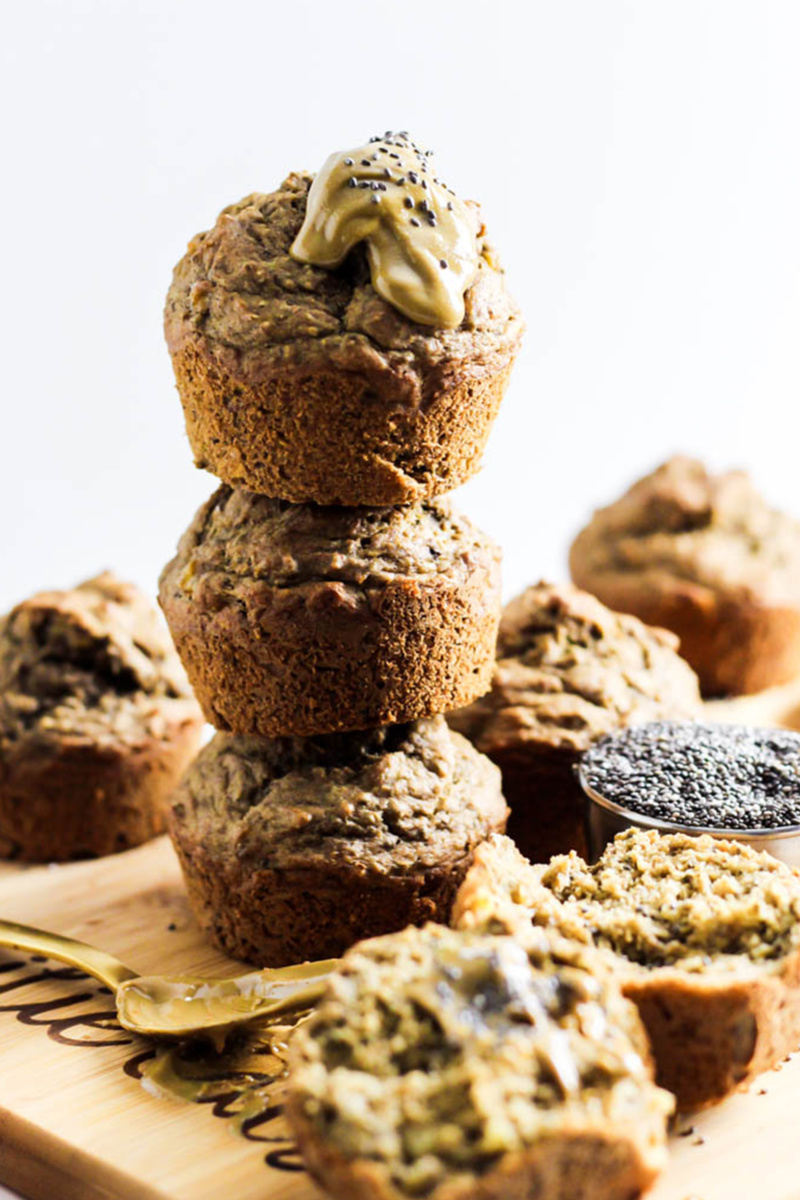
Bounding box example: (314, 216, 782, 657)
(159, 488, 502, 736)
(164, 173, 523, 505)
(169, 717, 508, 965)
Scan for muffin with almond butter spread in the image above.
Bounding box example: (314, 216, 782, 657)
(569, 456, 800, 696)
(159, 486, 502, 737)
(287, 923, 672, 1200)
(0, 573, 203, 861)
(164, 132, 523, 506)
(169, 717, 508, 966)
(449, 582, 700, 862)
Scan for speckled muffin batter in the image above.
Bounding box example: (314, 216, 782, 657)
(170, 717, 508, 965)
(0, 573, 203, 861)
(287, 923, 672, 1200)
(569, 456, 800, 696)
(455, 830, 800, 1109)
(160, 487, 502, 737)
(449, 581, 700, 862)
(164, 142, 524, 505)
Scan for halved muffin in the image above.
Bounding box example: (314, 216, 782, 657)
(287, 922, 672, 1200)
(454, 829, 800, 1110)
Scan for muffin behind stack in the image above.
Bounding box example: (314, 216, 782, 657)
(570, 456, 800, 697)
(159, 132, 523, 965)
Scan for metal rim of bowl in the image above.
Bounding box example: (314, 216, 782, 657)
(577, 761, 800, 843)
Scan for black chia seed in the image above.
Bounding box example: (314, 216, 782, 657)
(580, 721, 800, 831)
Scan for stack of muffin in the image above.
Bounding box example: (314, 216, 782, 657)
(158, 132, 525, 966)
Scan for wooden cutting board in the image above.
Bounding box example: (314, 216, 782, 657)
(2, 680, 800, 1200)
(1, 838, 799, 1200)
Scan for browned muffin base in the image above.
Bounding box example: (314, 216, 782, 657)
(173, 340, 514, 506)
(289, 1110, 663, 1200)
(570, 566, 800, 699)
(162, 573, 499, 738)
(627, 962, 800, 1112)
(0, 721, 202, 862)
(482, 748, 587, 864)
(170, 833, 487, 967)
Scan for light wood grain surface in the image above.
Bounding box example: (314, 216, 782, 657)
(2, 680, 800, 1200)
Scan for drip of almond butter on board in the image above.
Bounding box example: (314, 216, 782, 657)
(291, 131, 481, 328)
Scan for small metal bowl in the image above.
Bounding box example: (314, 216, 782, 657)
(578, 762, 800, 869)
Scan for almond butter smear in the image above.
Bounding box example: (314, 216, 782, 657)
(291, 131, 481, 328)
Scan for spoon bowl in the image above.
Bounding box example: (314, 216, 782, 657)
(115, 962, 335, 1040)
(0, 917, 335, 1041)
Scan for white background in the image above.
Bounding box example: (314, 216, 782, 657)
(2, 1, 799, 615)
(0, 6, 798, 1197)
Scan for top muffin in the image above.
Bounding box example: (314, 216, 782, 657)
(165, 134, 524, 505)
(570, 457, 800, 695)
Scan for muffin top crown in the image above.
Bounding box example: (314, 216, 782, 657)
(172, 717, 506, 875)
(291, 131, 481, 328)
(571, 456, 800, 603)
(0, 572, 197, 744)
(165, 167, 522, 402)
(171, 486, 500, 591)
(449, 581, 700, 756)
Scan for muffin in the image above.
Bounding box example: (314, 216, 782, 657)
(164, 132, 524, 506)
(0, 573, 203, 861)
(448, 581, 700, 863)
(455, 830, 800, 1110)
(169, 717, 508, 966)
(569, 456, 800, 697)
(287, 923, 672, 1200)
(159, 487, 502, 737)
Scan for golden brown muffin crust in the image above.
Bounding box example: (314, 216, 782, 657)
(169, 721, 508, 965)
(569, 458, 800, 695)
(160, 490, 502, 737)
(165, 172, 523, 405)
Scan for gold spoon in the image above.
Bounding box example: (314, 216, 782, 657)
(0, 918, 335, 1041)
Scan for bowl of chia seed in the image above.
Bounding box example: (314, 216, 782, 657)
(578, 721, 800, 867)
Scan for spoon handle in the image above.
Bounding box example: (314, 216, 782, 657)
(0, 918, 138, 991)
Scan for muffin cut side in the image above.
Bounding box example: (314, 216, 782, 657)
(287, 923, 672, 1200)
(454, 830, 800, 1108)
